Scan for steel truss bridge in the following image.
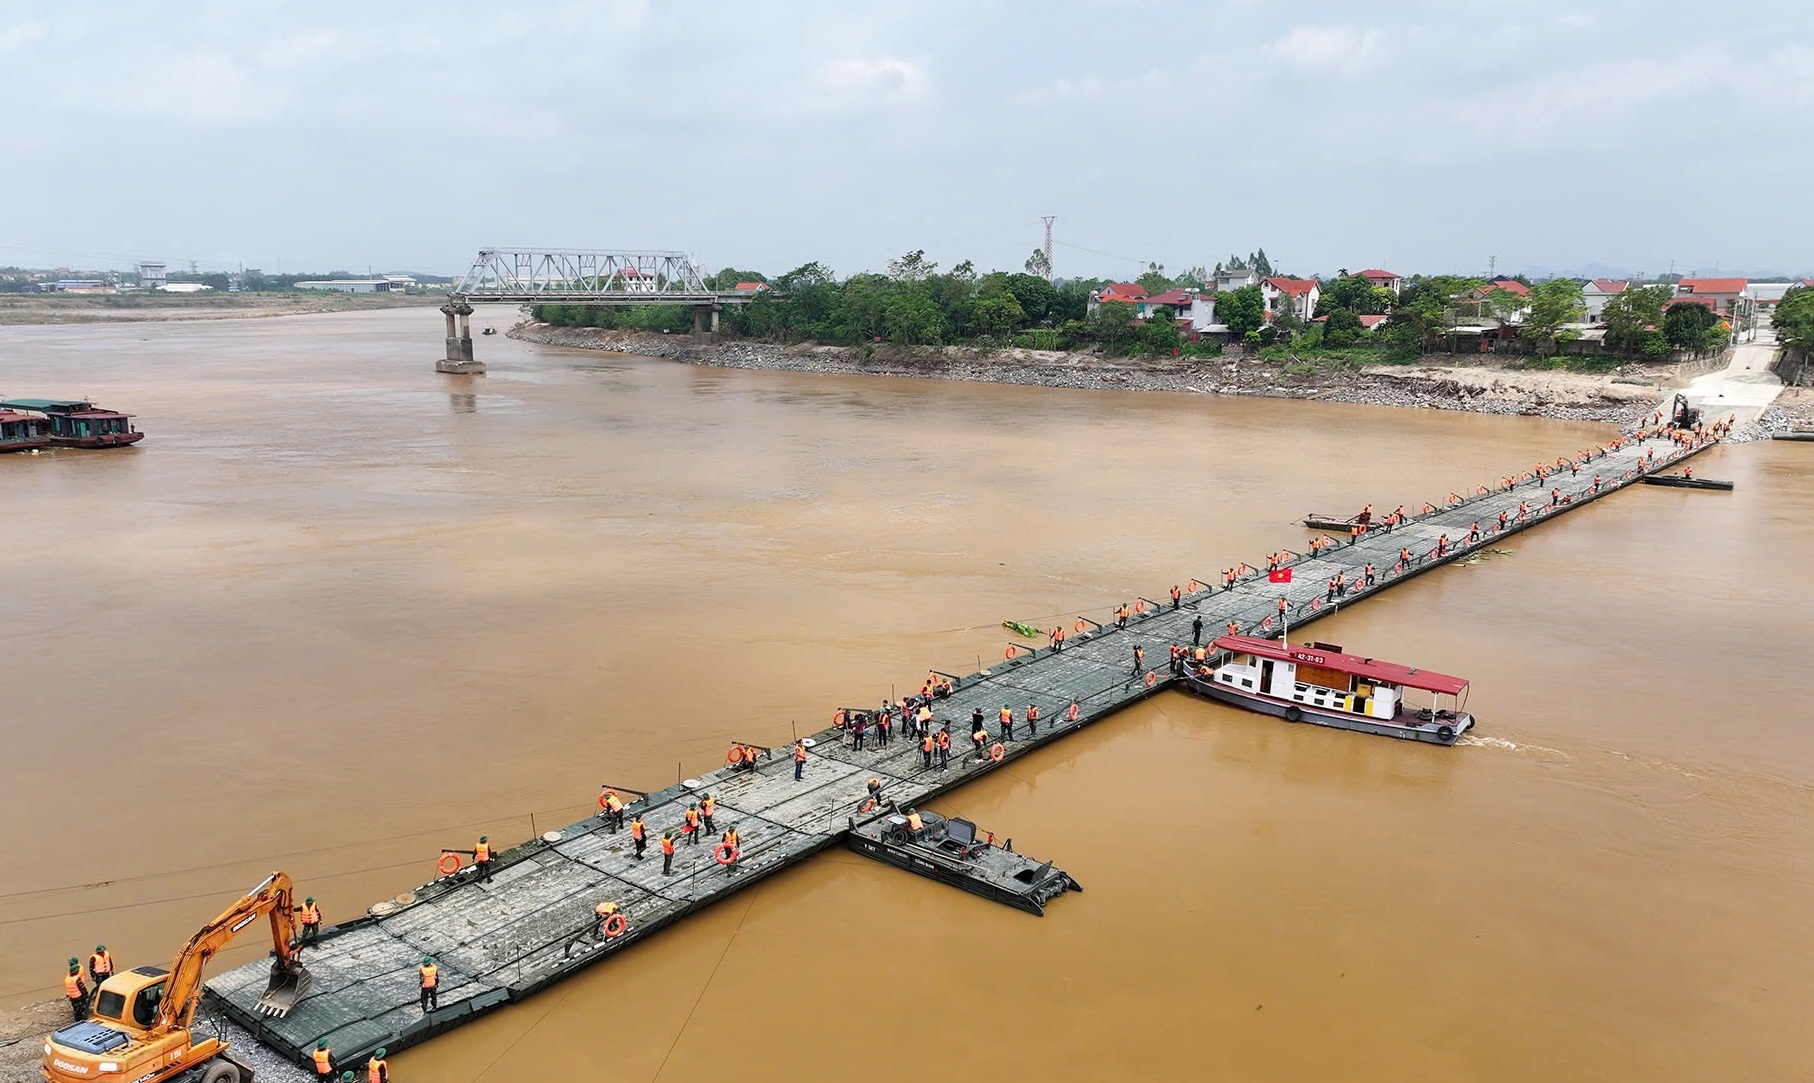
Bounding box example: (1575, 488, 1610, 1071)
(448, 248, 753, 307)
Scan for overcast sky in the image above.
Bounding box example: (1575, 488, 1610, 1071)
(2, 1, 1810, 280)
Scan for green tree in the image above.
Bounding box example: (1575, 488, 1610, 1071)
(1773, 285, 1814, 350)
(1094, 300, 1140, 353)
(1316, 274, 1394, 315)
(1323, 307, 1366, 346)
(1663, 302, 1717, 350)
(1603, 285, 1672, 356)
(967, 293, 1025, 337)
(1216, 285, 1266, 337)
(1023, 247, 1052, 279)
(1136, 262, 1172, 294)
(1522, 279, 1586, 355)
(882, 289, 944, 344)
(887, 250, 938, 283)
(999, 273, 1056, 325)
(1139, 306, 1182, 354)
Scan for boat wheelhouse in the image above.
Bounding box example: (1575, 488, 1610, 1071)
(1184, 634, 1474, 745)
(0, 408, 49, 452)
(0, 399, 144, 449)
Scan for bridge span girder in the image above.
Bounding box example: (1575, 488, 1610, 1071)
(448, 248, 752, 307)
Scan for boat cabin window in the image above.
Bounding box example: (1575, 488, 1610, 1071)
(1296, 663, 1353, 693)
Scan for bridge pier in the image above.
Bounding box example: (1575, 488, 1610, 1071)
(436, 302, 485, 375)
(692, 304, 720, 339)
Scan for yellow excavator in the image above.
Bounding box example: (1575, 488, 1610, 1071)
(42, 871, 314, 1083)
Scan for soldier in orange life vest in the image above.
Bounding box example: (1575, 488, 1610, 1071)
(630, 814, 647, 860)
(721, 827, 741, 875)
(419, 956, 439, 1012)
(1050, 624, 1065, 652)
(1276, 597, 1288, 619)
(660, 830, 676, 875)
(1026, 703, 1039, 735)
(683, 803, 702, 844)
(473, 835, 494, 882)
(793, 738, 807, 780)
(63, 959, 88, 1021)
(920, 730, 935, 770)
(935, 727, 951, 770)
(700, 794, 717, 834)
(1116, 603, 1129, 629)
(367, 1048, 389, 1083)
(296, 896, 322, 947)
(1131, 643, 1144, 675)
(312, 1041, 335, 1082)
(88, 944, 114, 988)
(1170, 584, 1181, 610)
(741, 744, 760, 771)
(1363, 563, 1376, 587)
(1227, 621, 1238, 637)
(999, 704, 1014, 741)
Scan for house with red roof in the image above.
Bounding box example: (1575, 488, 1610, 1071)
(1581, 278, 1628, 323)
(1086, 282, 1148, 318)
(1142, 287, 1220, 333)
(731, 281, 769, 293)
(1259, 276, 1320, 323)
(1675, 277, 1748, 316)
(1454, 279, 1532, 324)
(1353, 268, 1403, 296)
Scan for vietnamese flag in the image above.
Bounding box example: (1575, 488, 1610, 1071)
(1268, 568, 1293, 584)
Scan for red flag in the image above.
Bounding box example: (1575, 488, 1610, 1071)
(1268, 568, 1292, 584)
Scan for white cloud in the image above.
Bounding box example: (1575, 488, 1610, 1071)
(61, 51, 287, 126)
(1447, 51, 1734, 143)
(1554, 11, 1594, 29)
(0, 20, 46, 53)
(813, 57, 930, 109)
(1262, 25, 1385, 76)
(1010, 74, 1103, 108)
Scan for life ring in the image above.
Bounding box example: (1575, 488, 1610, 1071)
(1475, 485, 1488, 495)
(1074, 619, 1087, 633)
(1284, 706, 1303, 723)
(1186, 579, 1199, 592)
(989, 743, 1005, 763)
(1134, 600, 1146, 613)
(858, 798, 878, 813)
(1066, 703, 1079, 721)
(714, 843, 739, 866)
(1261, 616, 1273, 630)
(726, 749, 742, 765)
(1311, 597, 1322, 611)
(602, 913, 628, 939)
(1436, 725, 1455, 742)
(1004, 645, 1018, 660)
(438, 852, 461, 875)
(1143, 671, 1157, 688)
(598, 792, 610, 809)
(1197, 665, 1211, 676)
(833, 708, 846, 726)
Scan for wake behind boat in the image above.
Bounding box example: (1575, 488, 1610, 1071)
(1182, 635, 1475, 746)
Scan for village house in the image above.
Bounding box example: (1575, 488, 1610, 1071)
(1085, 282, 1148, 318)
(1581, 278, 1628, 323)
(1453, 278, 1531, 324)
(1260, 277, 1320, 323)
(1142, 288, 1219, 333)
(1214, 266, 1259, 293)
(1674, 277, 1748, 316)
(1353, 268, 1403, 296)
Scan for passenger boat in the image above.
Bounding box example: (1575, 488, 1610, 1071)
(0, 408, 49, 453)
(1183, 634, 1475, 745)
(0, 399, 144, 449)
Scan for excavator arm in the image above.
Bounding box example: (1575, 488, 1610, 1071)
(159, 871, 313, 1028)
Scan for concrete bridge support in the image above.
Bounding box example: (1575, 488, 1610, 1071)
(692, 304, 720, 339)
(436, 302, 485, 375)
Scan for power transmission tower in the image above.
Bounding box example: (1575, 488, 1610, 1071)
(1488, 254, 1497, 277)
(1041, 216, 1055, 283)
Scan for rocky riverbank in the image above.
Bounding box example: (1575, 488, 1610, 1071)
(510, 324, 1676, 424)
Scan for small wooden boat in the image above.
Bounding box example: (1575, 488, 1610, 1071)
(1183, 635, 1475, 745)
(0, 408, 49, 453)
(0, 398, 144, 449)
(1302, 512, 1359, 531)
(1771, 431, 1814, 442)
(1640, 474, 1733, 491)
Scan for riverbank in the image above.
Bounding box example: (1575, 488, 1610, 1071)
(0, 291, 440, 325)
(510, 323, 1682, 423)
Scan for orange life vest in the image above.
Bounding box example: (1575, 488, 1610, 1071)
(299, 904, 321, 927)
(90, 950, 113, 975)
(661, 835, 675, 855)
(64, 973, 83, 999)
(420, 963, 438, 988)
(314, 1048, 333, 1073)
(1027, 705, 1040, 721)
(631, 819, 645, 840)
(793, 744, 806, 762)
(368, 1057, 387, 1083)
(999, 707, 1011, 724)
(474, 840, 491, 862)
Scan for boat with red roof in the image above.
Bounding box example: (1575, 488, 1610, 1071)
(0, 398, 144, 449)
(1184, 634, 1475, 745)
(0, 407, 49, 453)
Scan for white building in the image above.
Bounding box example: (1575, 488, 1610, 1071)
(1215, 267, 1259, 293)
(1353, 268, 1403, 296)
(1260, 277, 1321, 322)
(1142, 288, 1219, 332)
(138, 261, 167, 289)
(1581, 278, 1628, 323)
(295, 279, 398, 293)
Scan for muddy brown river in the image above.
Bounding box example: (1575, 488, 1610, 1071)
(2, 309, 1810, 1082)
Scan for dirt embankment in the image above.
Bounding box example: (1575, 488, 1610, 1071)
(0, 292, 442, 325)
(511, 324, 1690, 424)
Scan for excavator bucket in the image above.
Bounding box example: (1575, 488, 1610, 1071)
(254, 960, 314, 1018)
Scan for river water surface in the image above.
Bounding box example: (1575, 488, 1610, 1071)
(2, 309, 1810, 1082)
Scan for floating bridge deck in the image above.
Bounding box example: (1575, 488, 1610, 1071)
(207, 425, 1714, 1067)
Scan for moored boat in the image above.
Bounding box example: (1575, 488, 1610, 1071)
(0, 408, 49, 453)
(1183, 634, 1474, 745)
(0, 399, 144, 449)
(1639, 474, 1733, 491)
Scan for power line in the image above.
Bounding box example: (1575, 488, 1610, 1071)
(1053, 240, 1144, 266)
